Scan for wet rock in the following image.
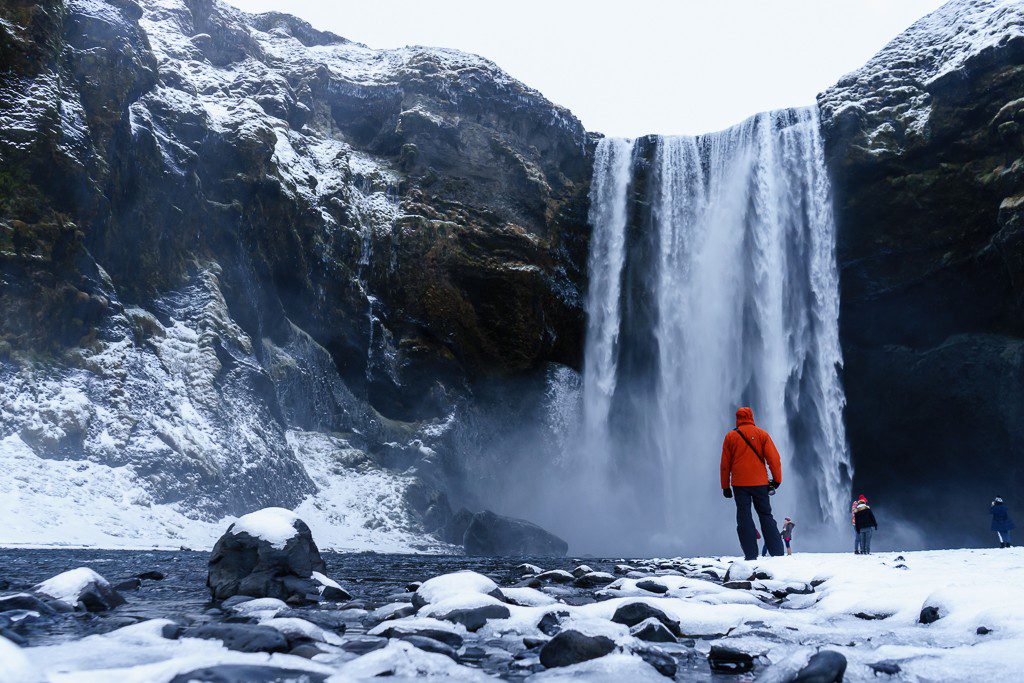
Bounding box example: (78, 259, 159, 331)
(433, 603, 511, 631)
(794, 650, 847, 682)
(221, 596, 257, 609)
(514, 563, 543, 577)
(168, 665, 327, 683)
(977, 626, 993, 635)
(276, 609, 347, 633)
(636, 579, 669, 594)
(611, 602, 681, 636)
(135, 571, 165, 581)
(724, 581, 753, 590)
(207, 510, 327, 603)
(375, 625, 464, 649)
(633, 645, 678, 678)
(182, 623, 289, 653)
(538, 610, 570, 636)
(571, 565, 594, 577)
(708, 645, 754, 674)
(573, 572, 615, 588)
(405, 581, 423, 592)
(539, 630, 616, 668)
(0, 594, 56, 615)
(340, 636, 389, 655)
(398, 634, 459, 660)
(630, 618, 678, 643)
(854, 612, 892, 621)
(113, 578, 142, 592)
(869, 660, 902, 676)
(463, 510, 568, 556)
(614, 564, 636, 575)
(288, 643, 326, 659)
(524, 636, 548, 649)
(919, 605, 943, 624)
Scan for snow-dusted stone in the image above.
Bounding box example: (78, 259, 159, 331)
(630, 618, 677, 643)
(207, 508, 327, 602)
(369, 618, 466, 649)
(33, 567, 125, 612)
(725, 562, 755, 583)
(632, 645, 678, 678)
(431, 602, 511, 632)
(340, 640, 490, 680)
(573, 571, 615, 588)
(462, 510, 568, 556)
(230, 597, 288, 619)
(514, 563, 544, 577)
(614, 564, 636, 575)
(794, 650, 846, 682)
(539, 629, 616, 668)
(0, 593, 56, 615)
(536, 570, 574, 584)
(708, 644, 754, 674)
(571, 565, 594, 578)
(180, 622, 289, 653)
(412, 570, 500, 609)
(635, 579, 669, 594)
(310, 571, 351, 601)
(398, 634, 460, 660)
(500, 586, 558, 607)
(611, 602, 681, 636)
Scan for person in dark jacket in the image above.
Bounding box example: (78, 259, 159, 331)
(720, 407, 784, 560)
(853, 501, 878, 554)
(990, 497, 1015, 547)
(782, 517, 795, 555)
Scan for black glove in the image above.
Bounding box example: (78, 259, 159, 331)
(769, 481, 781, 491)
(723, 488, 733, 499)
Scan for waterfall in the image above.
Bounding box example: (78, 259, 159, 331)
(581, 107, 851, 551)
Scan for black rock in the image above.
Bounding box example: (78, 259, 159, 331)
(539, 630, 616, 668)
(318, 584, 351, 602)
(182, 623, 289, 653)
(375, 625, 464, 649)
(538, 610, 569, 636)
(288, 643, 326, 659)
(854, 612, 891, 621)
(573, 572, 615, 588)
(794, 650, 847, 682)
(276, 609, 347, 633)
(977, 626, 993, 635)
(462, 510, 568, 556)
(433, 603, 511, 632)
(524, 636, 548, 649)
(536, 570, 574, 584)
(869, 660, 902, 676)
(113, 578, 142, 592)
(136, 571, 166, 581)
(611, 602, 681, 637)
(161, 623, 184, 639)
(169, 665, 327, 683)
(398, 635, 459, 660)
(630, 618, 677, 643)
(636, 579, 669, 594)
(340, 636, 389, 655)
(919, 606, 943, 624)
(708, 645, 754, 674)
(0, 594, 56, 615)
(724, 581, 753, 590)
(405, 581, 423, 592)
(633, 645, 678, 677)
(442, 508, 475, 545)
(207, 514, 327, 602)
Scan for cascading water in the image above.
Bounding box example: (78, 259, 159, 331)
(580, 106, 851, 553)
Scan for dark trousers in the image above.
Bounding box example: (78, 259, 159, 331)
(734, 485, 784, 560)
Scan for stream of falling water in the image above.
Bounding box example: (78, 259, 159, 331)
(581, 107, 851, 552)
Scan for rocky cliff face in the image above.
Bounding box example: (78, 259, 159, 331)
(819, 0, 1024, 542)
(0, 0, 591, 546)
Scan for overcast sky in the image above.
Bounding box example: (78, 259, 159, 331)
(225, 0, 947, 137)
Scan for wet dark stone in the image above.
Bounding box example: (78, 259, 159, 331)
(573, 572, 615, 588)
(724, 581, 753, 590)
(854, 612, 892, 620)
(288, 643, 326, 659)
(794, 650, 847, 682)
(463, 510, 569, 557)
(636, 579, 669, 594)
(276, 609, 347, 632)
(611, 602, 681, 636)
(708, 645, 754, 674)
(221, 596, 256, 609)
(538, 610, 568, 636)
(340, 636, 389, 655)
(433, 603, 511, 631)
(524, 636, 548, 649)
(869, 660, 902, 676)
(168, 665, 327, 683)
(398, 634, 459, 660)
(182, 623, 289, 653)
(76, 584, 127, 613)
(113, 578, 142, 592)
(375, 625, 463, 649)
(633, 645, 677, 677)
(136, 571, 166, 581)
(319, 584, 352, 602)
(536, 570, 574, 584)
(977, 626, 993, 635)
(919, 606, 942, 624)
(0, 593, 56, 614)
(539, 630, 616, 668)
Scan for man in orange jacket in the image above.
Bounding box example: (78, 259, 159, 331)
(721, 407, 785, 560)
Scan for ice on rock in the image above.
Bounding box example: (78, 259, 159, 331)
(335, 639, 490, 680)
(258, 617, 343, 645)
(230, 597, 287, 619)
(500, 587, 558, 607)
(229, 508, 300, 549)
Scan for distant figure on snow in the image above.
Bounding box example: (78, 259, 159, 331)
(782, 517, 795, 555)
(721, 406, 784, 560)
(990, 497, 1015, 548)
(852, 494, 868, 553)
(854, 500, 878, 554)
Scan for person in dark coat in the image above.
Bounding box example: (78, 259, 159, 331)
(990, 497, 1015, 547)
(853, 501, 878, 554)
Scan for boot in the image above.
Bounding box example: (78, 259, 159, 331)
(786, 548, 792, 556)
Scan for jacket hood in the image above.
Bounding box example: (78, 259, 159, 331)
(735, 407, 755, 427)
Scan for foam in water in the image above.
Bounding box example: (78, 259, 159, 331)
(579, 107, 851, 553)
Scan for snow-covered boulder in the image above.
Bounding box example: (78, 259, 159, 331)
(412, 570, 501, 609)
(207, 508, 330, 602)
(32, 567, 125, 612)
(0, 635, 38, 683)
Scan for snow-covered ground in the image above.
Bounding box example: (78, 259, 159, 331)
(5, 548, 1023, 681)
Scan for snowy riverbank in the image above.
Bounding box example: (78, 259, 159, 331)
(2, 547, 1022, 681)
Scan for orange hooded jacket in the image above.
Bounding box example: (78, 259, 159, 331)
(720, 407, 783, 489)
